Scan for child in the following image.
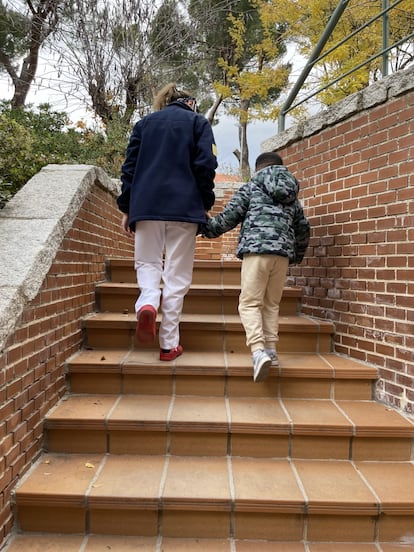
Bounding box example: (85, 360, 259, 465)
(201, 151, 310, 382)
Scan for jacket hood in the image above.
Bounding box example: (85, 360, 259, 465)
(252, 165, 299, 205)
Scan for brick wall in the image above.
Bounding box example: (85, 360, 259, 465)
(275, 83, 414, 415)
(0, 68, 412, 547)
(0, 183, 134, 544)
(203, 70, 414, 416)
(195, 177, 241, 261)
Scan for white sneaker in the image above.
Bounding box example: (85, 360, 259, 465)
(252, 350, 272, 382)
(265, 348, 279, 366)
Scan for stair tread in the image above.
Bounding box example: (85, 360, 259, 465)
(108, 258, 244, 284)
(14, 535, 400, 549)
(67, 349, 378, 379)
(45, 395, 414, 437)
(97, 281, 302, 295)
(5, 534, 406, 551)
(16, 453, 414, 514)
(83, 312, 335, 332)
(12, 260, 414, 545)
(107, 258, 243, 268)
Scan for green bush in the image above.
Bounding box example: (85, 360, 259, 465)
(0, 101, 131, 206)
(0, 114, 34, 205)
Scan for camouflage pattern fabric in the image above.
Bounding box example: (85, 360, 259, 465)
(201, 165, 310, 263)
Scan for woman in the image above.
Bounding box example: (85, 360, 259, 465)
(117, 83, 217, 361)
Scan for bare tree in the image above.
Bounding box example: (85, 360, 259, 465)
(55, 0, 196, 126)
(0, 0, 65, 108)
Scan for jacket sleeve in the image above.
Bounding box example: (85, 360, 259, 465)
(116, 122, 141, 213)
(203, 184, 251, 238)
(192, 116, 218, 211)
(292, 202, 310, 264)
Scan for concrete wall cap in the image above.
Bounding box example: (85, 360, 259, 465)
(0, 164, 120, 352)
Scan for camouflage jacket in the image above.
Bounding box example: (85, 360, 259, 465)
(202, 165, 310, 262)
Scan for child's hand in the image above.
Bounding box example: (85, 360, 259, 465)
(197, 223, 207, 236)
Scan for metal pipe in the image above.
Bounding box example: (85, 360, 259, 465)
(382, 0, 390, 76)
(287, 31, 414, 112)
(278, 0, 351, 132)
(277, 0, 405, 133)
(310, 0, 403, 68)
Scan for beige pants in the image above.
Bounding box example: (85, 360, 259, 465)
(238, 254, 289, 353)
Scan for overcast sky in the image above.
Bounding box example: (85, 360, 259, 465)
(213, 118, 279, 173)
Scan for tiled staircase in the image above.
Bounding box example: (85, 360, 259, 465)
(5, 260, 414, 551)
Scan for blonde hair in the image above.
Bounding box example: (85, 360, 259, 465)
(153, 82, 193, 111)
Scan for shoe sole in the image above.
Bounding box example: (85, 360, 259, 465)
(254, 358, 272, 382)
(136, 308, 156, 343)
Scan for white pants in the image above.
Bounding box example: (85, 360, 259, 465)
(238, 254, 289, 353)
(134, 220, 197, 350)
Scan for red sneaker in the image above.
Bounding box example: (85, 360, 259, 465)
(159, 345, 183, 361)
(135, 305, 157, 343)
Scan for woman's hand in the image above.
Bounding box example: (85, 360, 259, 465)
(121, 213, 133, 237)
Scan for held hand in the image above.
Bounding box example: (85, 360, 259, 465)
(121, 213, 133, 237)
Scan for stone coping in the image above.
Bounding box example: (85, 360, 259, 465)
(0, 164, 120, 352)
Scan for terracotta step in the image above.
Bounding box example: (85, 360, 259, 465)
(10, 258, 414, 550)
(66, 350, 378, 399)
(7, 534, 408, 551)
(14, 453, 414, 542)
(95, 282, 301, 316)
(107, 258, 243, 285)
(44, 392, 414, 460)
(81, 313, 335, 353)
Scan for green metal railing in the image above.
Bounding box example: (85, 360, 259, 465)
(278, 0, 414, 132)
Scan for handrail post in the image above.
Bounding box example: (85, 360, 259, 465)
(382, 0, 390, 76)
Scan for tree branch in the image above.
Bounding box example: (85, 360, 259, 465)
(0, 52, 19, 84)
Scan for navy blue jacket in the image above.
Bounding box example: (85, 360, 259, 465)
(117, 101, 217, 229)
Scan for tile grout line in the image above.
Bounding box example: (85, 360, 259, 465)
(279, 397, 294, 458)
(223, 263, 237, 549)
(351, 458, 382, 530)
(119, 347, 130, 395)
(104, 395, 123, 442)
(84, 453, 109, 535)
(165, 383, 176, 454)
(227, 454, 236, 543)
(157, 454, 171, 552)
(225, 394, 232, 458)
(157, 358, 175, 551)
(290, 458, 309, 542)
(334, 399, 357, 460)
(78, 535, 89, 552)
